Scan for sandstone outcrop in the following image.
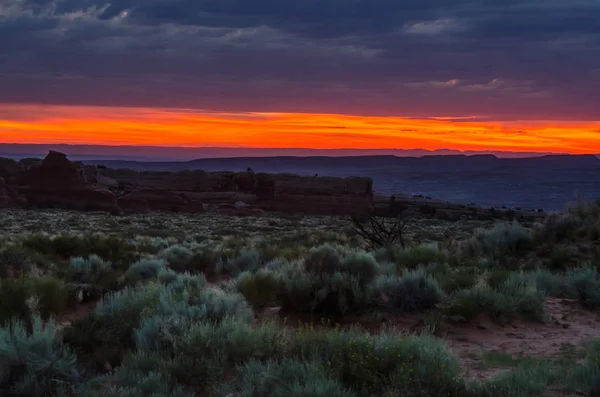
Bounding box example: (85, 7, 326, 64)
(11, 151, 120, 212)
(98, 167, 374, 216)
(0, 151, 374, 216)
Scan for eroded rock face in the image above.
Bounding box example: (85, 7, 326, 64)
(16, 151, 120, 212)
(2, 151, 374, 216)
(118, 189, 205, 213)
(98, 166, 375, 216)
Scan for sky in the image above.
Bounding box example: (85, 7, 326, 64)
(1, 0, 599, 153)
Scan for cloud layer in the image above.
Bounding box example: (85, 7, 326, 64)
(1, 0, 599, 119)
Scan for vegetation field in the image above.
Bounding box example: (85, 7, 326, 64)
(1, 201, 600, 396)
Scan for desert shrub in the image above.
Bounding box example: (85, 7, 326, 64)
(263, 257, 289, 271)
(158, 284, 253, 324)
(487, 269, 513, 290)
(534, 212, 583, 243)
(125, 259, 167, 283)
(394, 243, 446, 269)
(27, 276, 68, 319)
(68, 254, 113, 285)
(158, 245, 193, 271)
(377, 271, 444, 313)
(443, 290, 483, 322)
(538, 245, 575, 271)
(177, 249, 222, 277)
(341, 252, 378, 286)
(0, 245, 28, 277)
(506, 269, 566, 297)
(291, 328, 465, 396)
(277, 245, 380, 315)
(218, 249, 262, 276)
(0, 317, 83, 396)
(22, 233, 139, 266)
(0, 278, 31, 325)
(278, 261, 377, 316)
(236, 270, 279, 308)
(564, 340, 600, 395)
(494, 275, 547, 322)
(215, 359, 356, 397)
(70, 254, 111, 276)
(444, 278, 546, 324)
(567, 197, 600, 220)
(436, 268, 479, 295)
(131, 317, 288, 392)
(65, 284, 163, 370)
(0, 276, 67, 325)
(565, 266, 600, 308)
(304, 244, 344, 276)
(98, 359, 192, 397)
(462, 221, 533, 259)
(480, 359, 558, 397)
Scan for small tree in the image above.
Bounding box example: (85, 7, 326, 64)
(351, 214, 409, 249)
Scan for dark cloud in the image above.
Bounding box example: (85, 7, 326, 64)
(1, 0, 599, 119)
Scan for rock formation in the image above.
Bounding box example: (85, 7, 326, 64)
(0, 151, 545, 220)
(99, 166, 374, 216)
(9, 151, 120, 212)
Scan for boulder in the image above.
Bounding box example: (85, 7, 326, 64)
(118, 189, 205, 213)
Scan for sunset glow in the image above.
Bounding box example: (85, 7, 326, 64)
(1, 104, 600, 154)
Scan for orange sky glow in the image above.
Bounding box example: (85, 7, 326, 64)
(1, 104, 600, 153)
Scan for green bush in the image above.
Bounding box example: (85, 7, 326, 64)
(565, 266, 600, 308)
(278, 263, 376, 316)
(291, 328, 465, 396)
(0, 278, 31, 325)
(216, 359, 356, 397)
(236, 270, 279, 308)
(444, 277, 546, 324)
(437, 268, 478, 294)
(0, 245, 28, 277)
(64, 284, 163, 370)
(564, 340, 600, 395)
(218, 249, 262, 276)
(158, 245, 193, 271)
(28, 276, 68, 319)
(462, 221, 533, 259)
(534, 212, 583, 243)
(126, 259, 167, 282)
(487, 269, 513, 290)
(22, 233, 139, 266)
(304, 244, 344, 276)
(0, 317, 83, 396)
(377, 271, 444, 313)
(394, 243, 446, 269)
(341, 252, 378, 287)
(0, 276, 67, 325)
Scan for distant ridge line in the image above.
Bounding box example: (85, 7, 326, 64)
(0, 143, 585, 162)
